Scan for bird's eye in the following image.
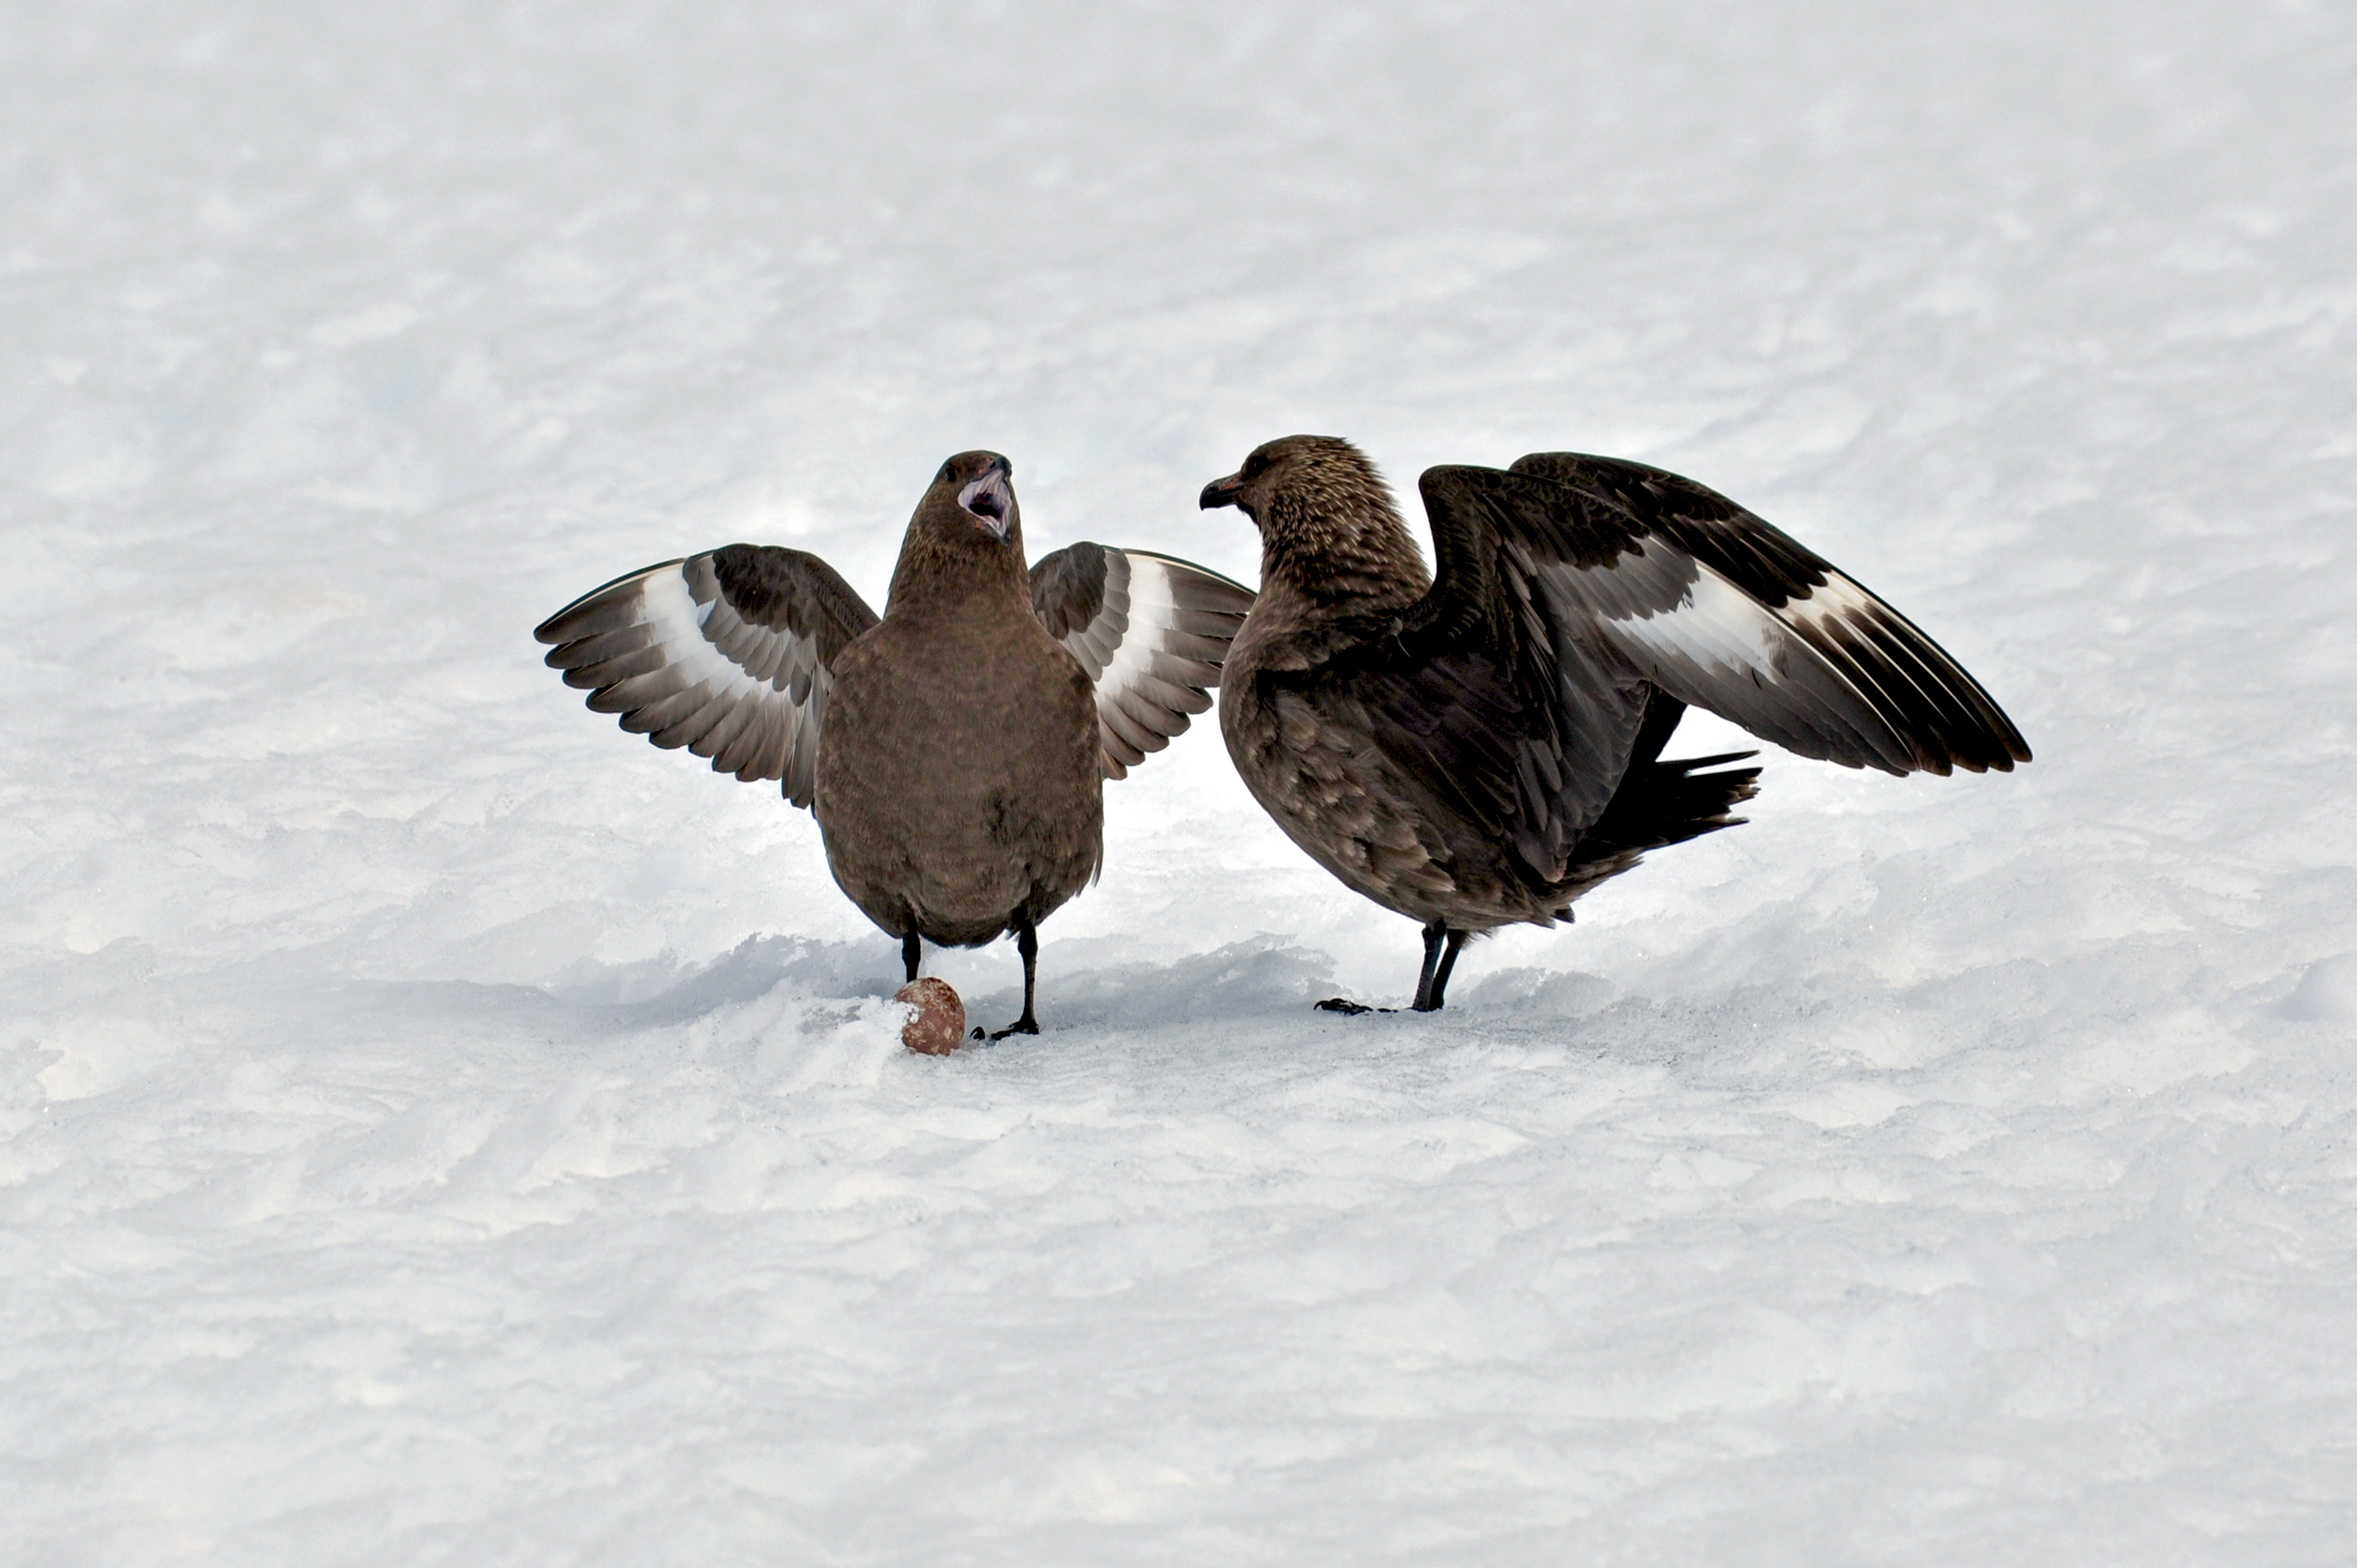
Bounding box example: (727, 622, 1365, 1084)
(940, 464, 956, 484)
(1243, 453, 1269, 480)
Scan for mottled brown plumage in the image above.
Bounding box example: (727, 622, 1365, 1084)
(536, 451, 1254, 1038)
(1202, 435, 2029, 1013)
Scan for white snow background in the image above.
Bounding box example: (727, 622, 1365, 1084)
(6, 0, 2355, 1561)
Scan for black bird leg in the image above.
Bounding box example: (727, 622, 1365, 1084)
(1321, 922, 1466, 1016)
(1418, 927, 1469, 1012)
(989, 914, 1042, 1040)
(1409, 921, 1449, 1011)
(902, 930, 921, 985)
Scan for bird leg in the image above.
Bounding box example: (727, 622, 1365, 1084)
(1409, 921, 1452, 1011)
(1320, 923, 1464, 1016)
(1418, 927, 1469, 1012)
(902, 930, 921, 985)
(989, 915, 1042, 1040)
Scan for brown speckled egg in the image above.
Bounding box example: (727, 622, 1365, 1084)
(894, 978, 966, 1055)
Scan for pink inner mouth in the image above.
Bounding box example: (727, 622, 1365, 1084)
(960, 474, 1010, 533)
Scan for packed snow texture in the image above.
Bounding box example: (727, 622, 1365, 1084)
(6, 1, 2355, 1561)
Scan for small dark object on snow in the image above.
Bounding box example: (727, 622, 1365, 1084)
(1201, 436, 2032, 1013)
(536, 452, 1254, 1038)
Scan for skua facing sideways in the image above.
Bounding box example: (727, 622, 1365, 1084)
(1200, 435, 2030, 1013)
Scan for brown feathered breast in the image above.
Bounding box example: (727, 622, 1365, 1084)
(816, 569, 1104, 948)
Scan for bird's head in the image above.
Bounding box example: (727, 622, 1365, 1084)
(889, 450, 1031, 614)
(1198, 434, 1372, 525)
(1200, 435, 1424, 601)
(923, 450, 1021, 548)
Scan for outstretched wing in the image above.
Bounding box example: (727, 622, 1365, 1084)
(1419, 458, 2032, 779)
(534, 544, 879, 808)
(1030, 544, 1257, 778)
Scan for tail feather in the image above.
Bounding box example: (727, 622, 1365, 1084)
(1550, 749, 1761, 904)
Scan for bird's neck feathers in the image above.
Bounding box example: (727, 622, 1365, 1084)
(884, 506, 1032, 622)
(1258, 468, 1431, 611)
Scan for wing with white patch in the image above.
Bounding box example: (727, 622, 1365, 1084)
(534, 544, 879, 807)
(1419, 461, 2030, 777)
(1029, 544, 1257, 779)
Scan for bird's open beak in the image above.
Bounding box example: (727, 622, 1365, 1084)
(959, 463, 1014, 539)
(1199, 473, 1244, 510)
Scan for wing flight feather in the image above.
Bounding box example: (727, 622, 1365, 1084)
(534, 544, 879, 808)
(1030, 544, 1257, 779)
(1421, 461, 2030, 780)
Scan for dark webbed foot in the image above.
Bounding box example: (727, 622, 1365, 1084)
(1315, 998, 1400, 1016)
(988, 1016, 1040, 1041)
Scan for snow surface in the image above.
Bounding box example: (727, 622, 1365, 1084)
(6, 1, 2356, 1561)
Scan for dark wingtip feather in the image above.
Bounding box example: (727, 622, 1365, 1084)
(1671, 749, 1761, 771)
